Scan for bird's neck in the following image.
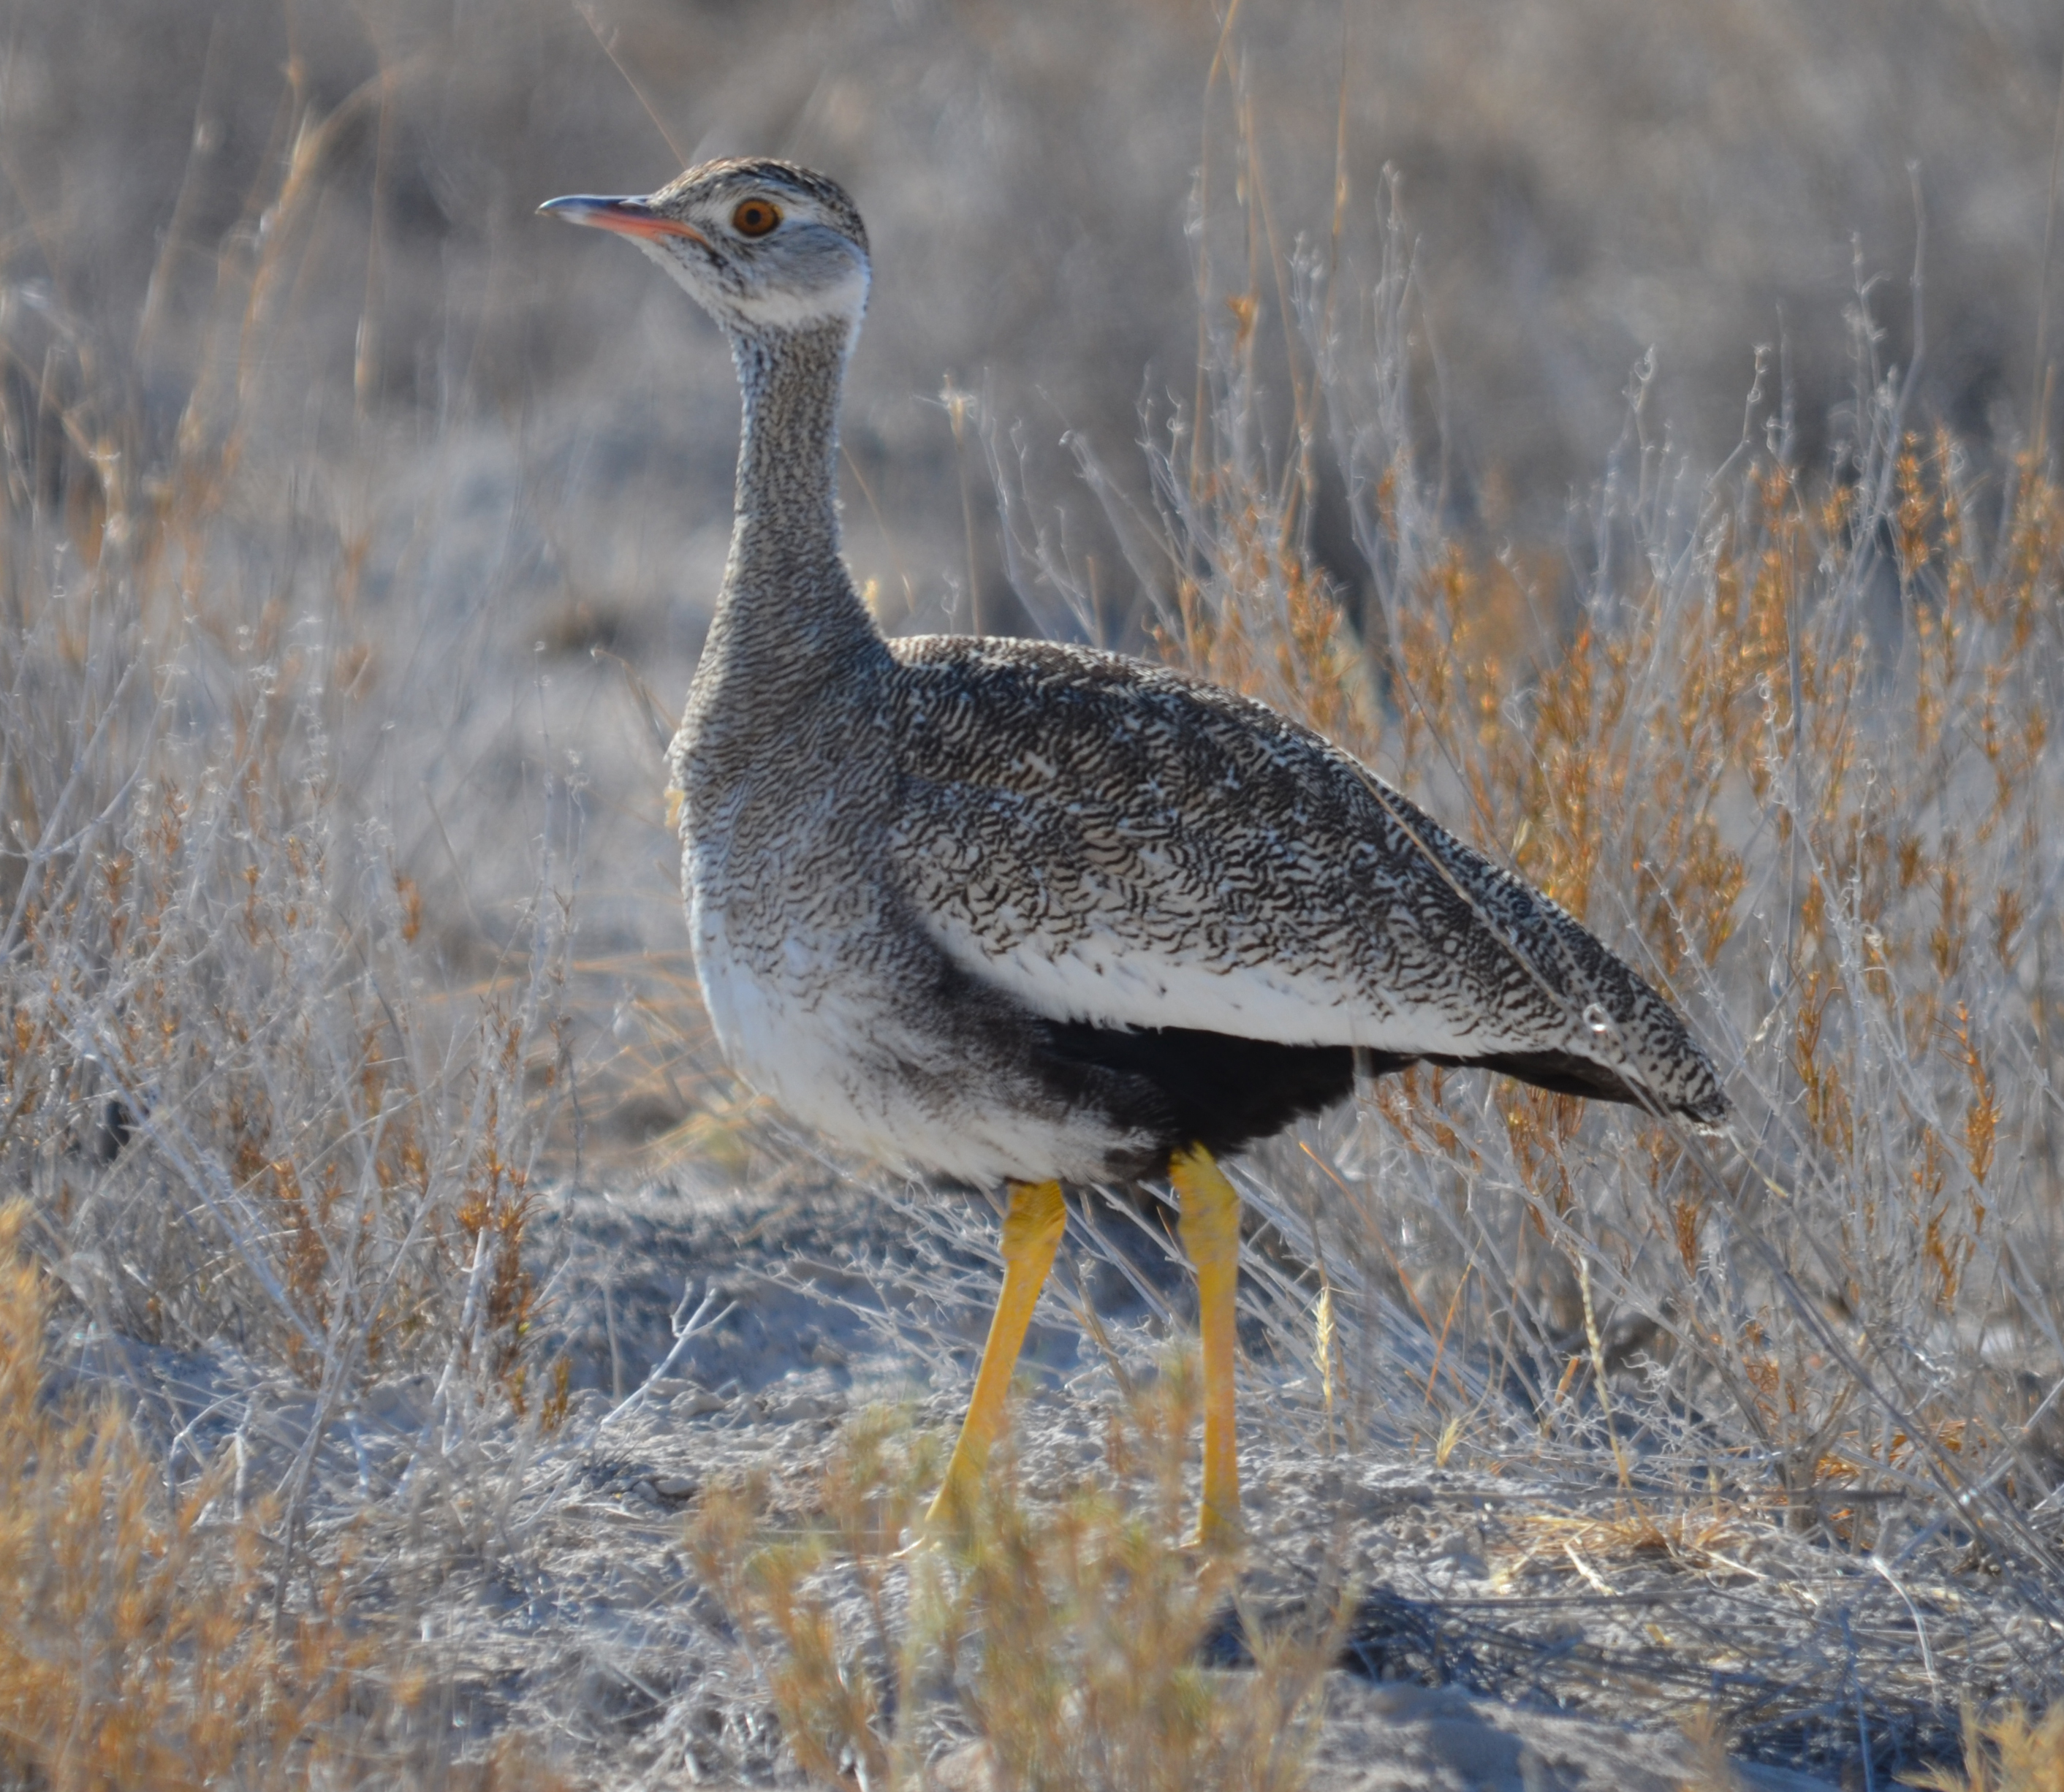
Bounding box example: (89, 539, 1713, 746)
(707, 319, 883, 686)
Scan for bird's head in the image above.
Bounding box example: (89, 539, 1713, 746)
(539, 158, 870, 340)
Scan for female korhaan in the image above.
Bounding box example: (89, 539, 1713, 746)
(542, 159, 1726, 1549)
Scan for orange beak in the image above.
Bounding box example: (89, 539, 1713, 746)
(537, 195, 709, 246)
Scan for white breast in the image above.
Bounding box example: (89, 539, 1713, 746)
(689, 876, 1144, 1185)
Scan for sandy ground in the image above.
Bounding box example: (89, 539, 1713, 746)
(86, 1169, 1976, 1785)
(928, 1675, 1840, 1792)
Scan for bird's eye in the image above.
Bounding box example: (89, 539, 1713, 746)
(731, 199, 781, 238)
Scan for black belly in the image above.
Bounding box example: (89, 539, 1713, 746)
(1032, 1020, 1354, 1177)
(1031, 1018, 1651, 1180)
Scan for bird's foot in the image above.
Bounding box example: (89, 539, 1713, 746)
(1183, 1508, 1248, 1563)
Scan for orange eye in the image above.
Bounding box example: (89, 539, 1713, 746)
(731, 199, 781, 238)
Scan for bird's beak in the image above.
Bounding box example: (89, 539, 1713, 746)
(537, 194, 709, 247)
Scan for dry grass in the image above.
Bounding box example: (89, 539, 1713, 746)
(687, 1368, 1340, 1792)
(1908, 1702, 2064, 1792)
(930, 100, 2064, 1772)
(0, 74, 580, 1430)
(0, 1203, 569, 1791)
(0, 64, 587, 1789)
(1150, 151, 2064, 1519)
(3, 4, 2064, 1786)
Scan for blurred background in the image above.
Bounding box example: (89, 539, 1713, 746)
(14, 0, 2064, 576)
(6, 0, 2063, 1100)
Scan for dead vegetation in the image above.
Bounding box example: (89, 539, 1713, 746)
(0, 1204, 571, 1790)
(2, 5, 2064, 1788)
(686, 1379, 1338, 1792)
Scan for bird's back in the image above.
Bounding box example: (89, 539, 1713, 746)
(881, 634, 1727, 1126)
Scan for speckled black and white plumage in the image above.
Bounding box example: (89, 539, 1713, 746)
(550, 157, 1728, 1186)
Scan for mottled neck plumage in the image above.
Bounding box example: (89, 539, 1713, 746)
(707, 319, 883, 684)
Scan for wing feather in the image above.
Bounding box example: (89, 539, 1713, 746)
(883, 635, 1725, 1121)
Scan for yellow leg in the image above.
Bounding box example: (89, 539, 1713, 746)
(927, 1180, 1068, 1532)
(1172, 1144, 1243, 1552)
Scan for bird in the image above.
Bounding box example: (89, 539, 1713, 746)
(540, 158, 1728, 1551)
